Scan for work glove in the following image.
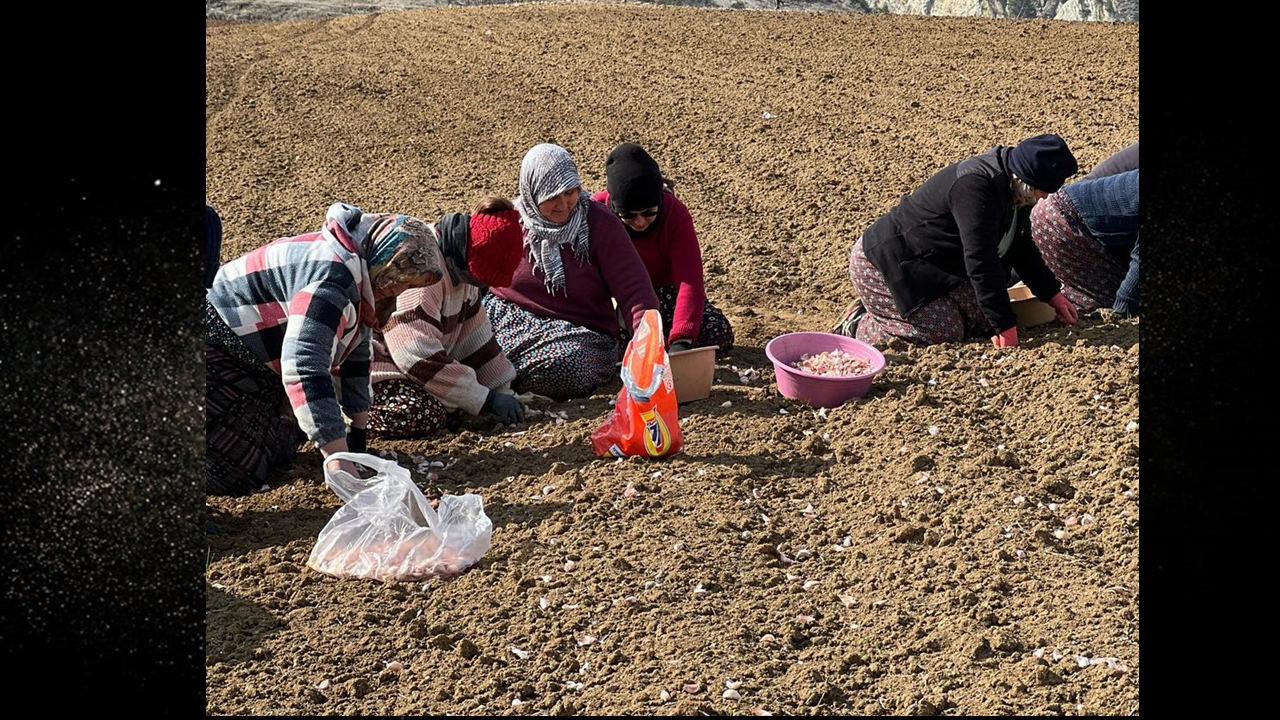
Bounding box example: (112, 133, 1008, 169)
(347, 426, 368, 454)
(1047, 292, 1079, 325)
(992, 326, 1019, 348)
(669, 339, 694, 354)
(483, 390, 526, 424)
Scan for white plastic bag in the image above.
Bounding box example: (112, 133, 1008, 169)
(306, 452, 492, 582)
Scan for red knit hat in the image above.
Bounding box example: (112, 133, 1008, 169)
(467, 209, 525, 287)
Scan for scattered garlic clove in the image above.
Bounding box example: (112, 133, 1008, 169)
(725, 680, 743, 690)
(659, 689, 671, 702)
(723, 689, 742, 701)
(683, 682, 702, 694)
(564, 560, 578, 572)
(385, 660, 405, 672)
(509, 646, 530, 660)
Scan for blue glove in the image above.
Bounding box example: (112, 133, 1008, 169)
(483, 390, 526, 424)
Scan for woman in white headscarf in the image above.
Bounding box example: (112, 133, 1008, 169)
(482, 143, 659, 401)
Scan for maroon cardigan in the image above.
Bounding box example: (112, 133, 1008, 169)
(489, 199, 658, 339)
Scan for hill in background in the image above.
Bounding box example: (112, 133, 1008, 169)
(206, 0, 1138, 24)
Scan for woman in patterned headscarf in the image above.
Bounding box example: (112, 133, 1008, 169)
(205, 202, 445, 496)
(482, 143, 659, 401)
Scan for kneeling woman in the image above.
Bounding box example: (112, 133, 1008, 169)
(1029, 169, 1139, 317)
(837, 134, 1080, 348)
(206, 203, 444, 495)
(483, 143, 659, 401)
(592, 142, 735, 354)
(368, 196, 529, 436)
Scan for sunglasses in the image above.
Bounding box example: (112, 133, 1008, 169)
(616, 208, 659, 220)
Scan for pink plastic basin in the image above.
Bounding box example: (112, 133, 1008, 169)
(765, 332, 887, 408)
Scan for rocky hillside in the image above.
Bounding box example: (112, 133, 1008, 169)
(206, 0, 1138, 23)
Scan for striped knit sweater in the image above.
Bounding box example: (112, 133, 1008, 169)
(206, 229, 373, 447)
(370, 258, 517, 416)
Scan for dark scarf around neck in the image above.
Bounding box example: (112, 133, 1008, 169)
(437, 211, 479, 286)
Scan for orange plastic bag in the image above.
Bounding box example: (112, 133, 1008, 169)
(591, 309, 683, 458)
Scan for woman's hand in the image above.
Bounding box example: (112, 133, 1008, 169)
(483, 390, 526, 424)
(992, 326, 1019, 348)
(1048, 293, 1078, 325)
(319, 438, 361, 478)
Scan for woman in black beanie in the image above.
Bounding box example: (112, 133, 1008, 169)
(833, 134, 1080, 348)
(592, 142, 734, 354)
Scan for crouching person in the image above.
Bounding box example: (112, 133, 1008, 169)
(368, 196, 530, 437)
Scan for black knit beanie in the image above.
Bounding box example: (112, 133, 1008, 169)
(1009, 134, 1079, 193)
(605, 143, 664, 213)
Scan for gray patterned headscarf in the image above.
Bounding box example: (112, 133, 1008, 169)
(514, 143, 593, 296)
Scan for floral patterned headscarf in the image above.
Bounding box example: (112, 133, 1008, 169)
(321, 203, 443, 327)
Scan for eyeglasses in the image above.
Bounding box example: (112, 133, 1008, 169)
(616, 208, 659, 220)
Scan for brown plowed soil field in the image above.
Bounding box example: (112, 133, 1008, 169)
(206, 5, 1139, 715)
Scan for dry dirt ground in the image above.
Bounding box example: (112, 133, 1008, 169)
(206, 5, 1139, 715)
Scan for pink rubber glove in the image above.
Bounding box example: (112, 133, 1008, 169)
(1047, 292, 1078, 325)
(992, 326, 1019, 348)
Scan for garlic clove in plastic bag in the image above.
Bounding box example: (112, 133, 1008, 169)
(306, 452, 492, 582)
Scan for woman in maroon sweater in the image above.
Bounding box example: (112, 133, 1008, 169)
(483, 143, 659, 401)
(592, 142, 734, 355)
